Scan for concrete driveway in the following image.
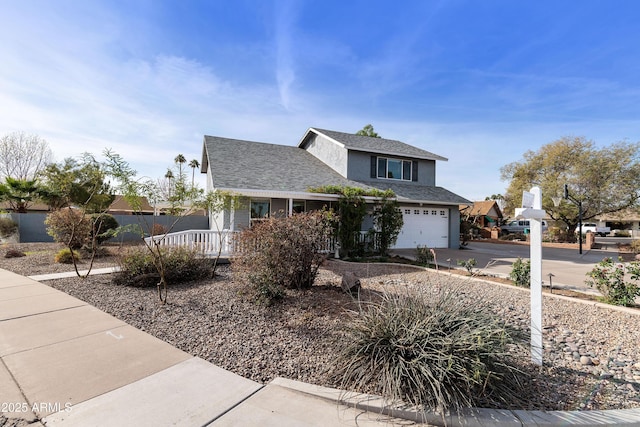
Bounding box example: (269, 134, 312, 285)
(392, 240, 621, 295)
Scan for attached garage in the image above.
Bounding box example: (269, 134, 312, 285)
(393, 206, 449, 248)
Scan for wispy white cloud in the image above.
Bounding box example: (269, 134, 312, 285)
(273, 0, 298, 111)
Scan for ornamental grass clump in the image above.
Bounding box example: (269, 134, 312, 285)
(335, 287, 529, 414)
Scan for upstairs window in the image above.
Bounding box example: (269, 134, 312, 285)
(377, 157, 412, 181)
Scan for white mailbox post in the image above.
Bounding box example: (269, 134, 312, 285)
(514, 187, 545, 366)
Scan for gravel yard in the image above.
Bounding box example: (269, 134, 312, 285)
(1, 242, 639, 413)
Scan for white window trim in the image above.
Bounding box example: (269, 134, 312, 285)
(377, 157, 412, 181)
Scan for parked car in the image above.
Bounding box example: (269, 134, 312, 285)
(500, 220, 548, 235)
(577, 223, 610, 236)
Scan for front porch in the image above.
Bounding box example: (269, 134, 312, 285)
(144, 229, 380, 257)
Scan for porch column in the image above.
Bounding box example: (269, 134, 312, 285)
(230, 199, 235, 231)
(288, 198, 293, 216)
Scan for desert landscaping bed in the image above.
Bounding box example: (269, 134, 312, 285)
(1, 242, 639, 413)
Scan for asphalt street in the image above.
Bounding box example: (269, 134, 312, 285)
(394, 240, 624, 295)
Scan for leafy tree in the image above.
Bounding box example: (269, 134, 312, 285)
(39, 154, 114, 213)
(308, 185, 397, 257)
(197, 189, 242, 276)
(41, 155, 117, 278)
(0, 132, 53, 180)
(372, 195, 403, 255)
(103, 149, 231, 304)
(356, 124, 380, 138)
(500, 137, 640, 233)
(0, 177, 42, 212)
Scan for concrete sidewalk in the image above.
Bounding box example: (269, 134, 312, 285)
(2, 268, 639, 426)
(0, 268, 420, 426)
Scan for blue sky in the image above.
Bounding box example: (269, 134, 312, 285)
(1, 1, 639, 201)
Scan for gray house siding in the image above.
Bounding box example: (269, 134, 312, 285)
(448, 208, 461, 249)
(347, 151, 437, 186)
(300, 133, 348, 177)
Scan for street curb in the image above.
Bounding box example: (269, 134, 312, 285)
(271, 377, 640, 427)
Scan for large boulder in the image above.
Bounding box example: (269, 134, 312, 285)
(341, 271, 361, 296)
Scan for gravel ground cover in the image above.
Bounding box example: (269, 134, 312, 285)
(1, 242, 639, 414)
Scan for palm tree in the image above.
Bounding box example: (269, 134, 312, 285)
(164, 169, 174, 200)
(0, 177, 41, 213)
(188, 159, 200, 188)
(174, 154, 186, 179)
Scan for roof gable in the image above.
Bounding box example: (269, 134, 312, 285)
(460, 200, 503, 218)
(299, 128, 448, 161)
(202, 135, 376, 193)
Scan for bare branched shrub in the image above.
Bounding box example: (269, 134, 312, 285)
(233, 211, 332, 304)
(45, 208, 92, 249)
(150, 223, 167, 236)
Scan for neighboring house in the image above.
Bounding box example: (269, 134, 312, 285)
(108, 195, 157, 215)
(0, 201, 50, 213)
(460, 200, 503, 228)
(596, 209, 640, 237)
(200, 127, 470, 249)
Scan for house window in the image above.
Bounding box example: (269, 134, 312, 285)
(377, 157, 412, 181)
(440, 210, 446, 216)
(423, 210, 429, 215)
(404, 209, 411, 214)
(292, 200, 305, 214)
(431, 210, 437, 215)
(251, 200, 270, 222)
(414, 209, 420, 215)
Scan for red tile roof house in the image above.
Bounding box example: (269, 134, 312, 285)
(199, 127, 469, 250)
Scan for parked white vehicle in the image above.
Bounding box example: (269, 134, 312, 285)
(577, 223, 610, 236)
(500, 219, 548, 235)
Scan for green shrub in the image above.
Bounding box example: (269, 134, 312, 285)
(55, 248, 81, 264)
(114, 246, 212, 287)
(334, 288, 528, 413)
(457, 258, 477, 275)
(415, 245, 433, 266)
(89, 213, 119, 244)
(510, 257, 530, 287)
(630, 239, 640, 254)
(233, 211, 332, 304)
(614, 230, 631, 237)
(45, 208, 92, 249)
(585, 257, 640, 306)
(0, 217, 18, 238)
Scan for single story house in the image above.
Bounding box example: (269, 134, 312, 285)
(460, 200, 504, 228)
(200, 127, 470, 249)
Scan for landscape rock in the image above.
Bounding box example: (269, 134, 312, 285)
(341, 271, 361, 295)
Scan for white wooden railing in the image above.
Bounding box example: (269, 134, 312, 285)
(144, 230, 239, 257)
(144, 229, 336, 256)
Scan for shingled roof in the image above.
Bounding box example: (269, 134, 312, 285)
(202, 136, 376, 193)
(301, 128, 448, 161)
(202, 134, 469, 206)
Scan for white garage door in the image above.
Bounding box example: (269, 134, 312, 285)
(393, 206, 449, 248)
